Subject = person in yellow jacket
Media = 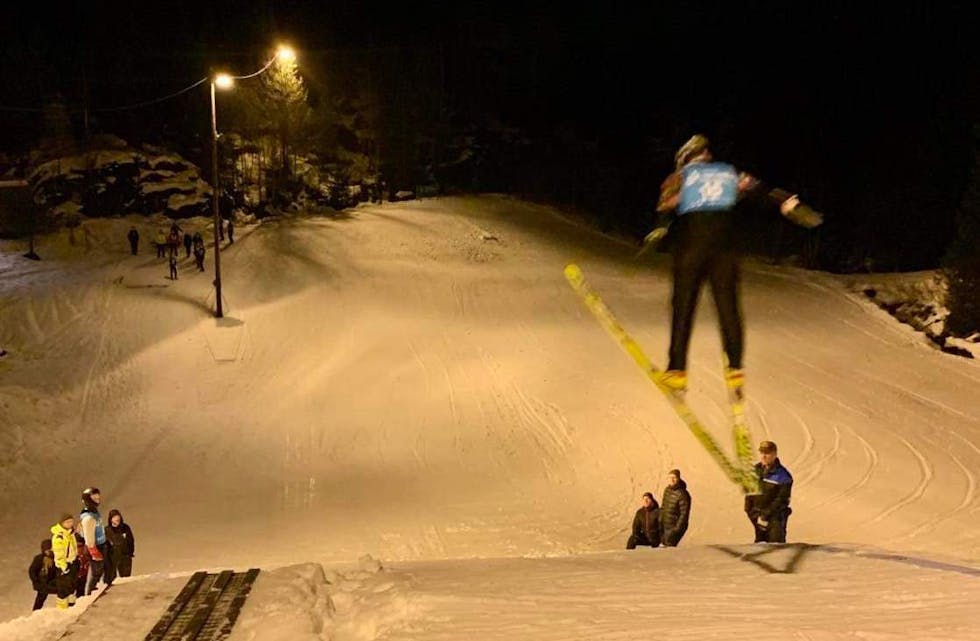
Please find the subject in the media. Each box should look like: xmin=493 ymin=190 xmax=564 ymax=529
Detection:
xmin=50 ymin=513 xmax=79 ymax=609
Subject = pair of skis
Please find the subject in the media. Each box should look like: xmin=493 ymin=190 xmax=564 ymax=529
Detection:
xmin=563 ymin=263 xmax=758 ymax=494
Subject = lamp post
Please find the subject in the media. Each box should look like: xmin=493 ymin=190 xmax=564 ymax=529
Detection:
xmin=208 ymin=46 xmax=296 ymax=319
xmin=210 ymin=72 xmax=234 ymax=318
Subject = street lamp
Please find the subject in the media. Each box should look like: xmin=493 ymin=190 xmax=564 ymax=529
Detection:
xmin=208 ymin=46 xmax=297 ymax=319
xmin=210 ymin=72 xmax=234 ymax=318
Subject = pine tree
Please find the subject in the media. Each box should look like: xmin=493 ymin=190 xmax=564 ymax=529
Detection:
xmin=257 ymin=55 xmax=310 ymax=177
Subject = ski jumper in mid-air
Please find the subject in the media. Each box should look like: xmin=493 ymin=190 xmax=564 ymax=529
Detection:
xmin=648 ymin=134 xmax=822 ymax=397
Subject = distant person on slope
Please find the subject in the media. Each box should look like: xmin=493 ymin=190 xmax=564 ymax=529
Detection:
xmin=226 ymin=218 xmax=235 ymax=244
xmin=50 ymin=513 xmax=78 ymax=609
xmin=659 ymin=469 xmax=691 ymax=546
xmin=646 ymin=134 xmax=822 ymax=396
xmin=627 ymin=492 xmax=662 ymax=549
xmin=28 ymin=538 xmax=58 ymax=610
xmin=79 ymin=487 xmax=107 ymax=595
xmin=127 ymin=227 xmax=140 ymax=255
xmin=155 ymin=230 xmax=167 ymax=258
xmin=169 ymin=253 xmax=179 ymax=281
xmin=193 ymin=234 xmax=206 ymax=271
xmin=183 ymin=229 xmax=193 ymax=257
xmin=745 ymin=441 xmax=793 ymax=543
xmin=104 ymin=509 xmax=135 ymax=583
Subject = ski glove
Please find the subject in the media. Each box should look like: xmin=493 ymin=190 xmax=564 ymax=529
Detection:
xmin=644 ymin=227 xmax=668 ymax=246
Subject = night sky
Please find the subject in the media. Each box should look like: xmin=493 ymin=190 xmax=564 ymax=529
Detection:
xmin=2 ymin=2 xmax=977 ymax=270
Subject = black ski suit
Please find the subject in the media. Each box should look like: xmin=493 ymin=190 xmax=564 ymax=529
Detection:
xmin=656 ymin=165 xmax=753 ymax=371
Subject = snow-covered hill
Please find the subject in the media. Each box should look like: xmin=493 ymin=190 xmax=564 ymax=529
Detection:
xmin=1 ymin=196 xmax=978 ymax=637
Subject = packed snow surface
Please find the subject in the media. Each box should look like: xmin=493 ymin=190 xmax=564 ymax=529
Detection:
xmin=1 ymin=196 xmax=978 ymax=638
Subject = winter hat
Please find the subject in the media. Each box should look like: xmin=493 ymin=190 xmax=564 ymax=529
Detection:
xmin=82 ymin=487 xmax=102 ymax=510
xmin=674 ymin=134 xmax=710 ymax=170
xmin=758 ymin=441 xmax=778 ymax=454
xmin=642 ymin=492 xmax=654 ymax=501
xmin=668 ymin=469 xmax=682 ymax=479
xmin=41 ymin=539 xmax=53 ymax=552
xmin=59 ymin=512 xmax=74 ymax=525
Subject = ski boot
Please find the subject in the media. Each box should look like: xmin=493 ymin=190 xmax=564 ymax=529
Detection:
xmin=657 ymin=369 xmax=688 ymax=396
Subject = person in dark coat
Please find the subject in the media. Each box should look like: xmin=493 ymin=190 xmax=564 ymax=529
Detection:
xmin=183 ymin=230 xmax=193 ymax=257
xmin=627 ymin=492 xmax=662 ymax=549
xmin=659 ymin=469 xmax=692 ymax=546
xmin=169 ymin=253 xmax=178 ymax=280
xmin=193 ymin=234 xmax=206 ymax=271
xmin=127 ymin=227 xmax=140 ymax=255
xmin=29 ymin=539 xmax=58 ymax=610
xmin=226 ymin=218 xmax=234 ymax=244
xmin=104 ymin=509 xmax=135 ymax=584
xmin=745 ymin=440 xmax=793 ymax=543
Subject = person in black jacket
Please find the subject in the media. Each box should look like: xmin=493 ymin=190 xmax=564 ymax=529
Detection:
xmin=659 ymin=469 xmax=692 ymax=546
xmin=127 ymin=227 xmax=140 ymax=255
xmin=627 ymin=492 xmax=662 ymax=549
xmin=104 ymin=509 xmax=135 ymax=584
xmin=745 ymin=440 xmax=793 ymax=543
xmin=28 ymin=539 xmax=58 ymax=610
xmin=183 ymin=230 xmax=193 ymax=257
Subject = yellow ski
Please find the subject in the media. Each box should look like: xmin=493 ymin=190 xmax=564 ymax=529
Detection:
xmin=564 ymin=263 xmax=757 ymax=493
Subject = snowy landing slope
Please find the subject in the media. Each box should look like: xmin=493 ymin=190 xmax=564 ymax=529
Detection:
xmin=4 ymin=549 xmax=979 ymax=641
xmin=1 ymin=196 xmax=978 ymax=629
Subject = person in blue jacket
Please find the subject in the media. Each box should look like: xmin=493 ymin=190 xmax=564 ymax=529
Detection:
xmin=744 ymin=440 xmax=794 ymax=543
xmin=79 ymin=487 xmax=107 ymax=594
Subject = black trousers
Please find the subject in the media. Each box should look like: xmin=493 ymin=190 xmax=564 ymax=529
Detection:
xmin=626 ymin=533 xmax=659 ymax=549
xmin=33 ymin=582 xmax=57 ymax=610
xmin=56 ymin=562 xmax=77 ymax=600
xmin=668 ymin=212 xmax=743 ymax=371
xmin=105 ymin=550 xmax=132 ymax=584
xmin=662 ymin=525 xmax=688 ymax=547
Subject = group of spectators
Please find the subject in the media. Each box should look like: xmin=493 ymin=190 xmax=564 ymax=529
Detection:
xmin=627 ymin=441 xmax=793 ymax=549
xmin=127 ymin=218 xmax=236 ymax=278
xmin=28 ymin=487 xmax=135 ymax=611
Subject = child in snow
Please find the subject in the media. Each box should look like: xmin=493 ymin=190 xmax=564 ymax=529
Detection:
xmin=28 ymin=539 xmax=58 ymax=610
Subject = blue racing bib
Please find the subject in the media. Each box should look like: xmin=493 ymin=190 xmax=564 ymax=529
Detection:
xmin=678 ymin=162 xmax=738 ymax=214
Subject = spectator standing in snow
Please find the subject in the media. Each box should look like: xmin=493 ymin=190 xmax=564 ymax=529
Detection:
xmin=28 ymin=539 xmax=58 ymax=610
xmin=73 ymin=532 xmax=89 ymax=598
xmin=155 ymin=230 xmax=167 ymax=258
xmin=745 ymin=441 xmax=793 ymax=543
xmin=627 ymin=492 xmax=662 ymax=549
xmin=226 ymin=218 xmax=234 ymax=244
xmin=127 ymin=227 xmax=139 ymax=255
xmin=169 ymin=253 xmax=178 ymax=280
xmin=50 ymin=513 xmax=78 ymax=609
xmin=183 ymin=230 xmax=193 ymax=257
xmin=193 ymin=234 xmax=206 ymax=271
xmin=659 ymin=469 xmax=691 ymax=547
xmin=79 ymin=487 xmax=107 ymax=595
xmin=104 ymin=509 xmax=135 ymax=583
